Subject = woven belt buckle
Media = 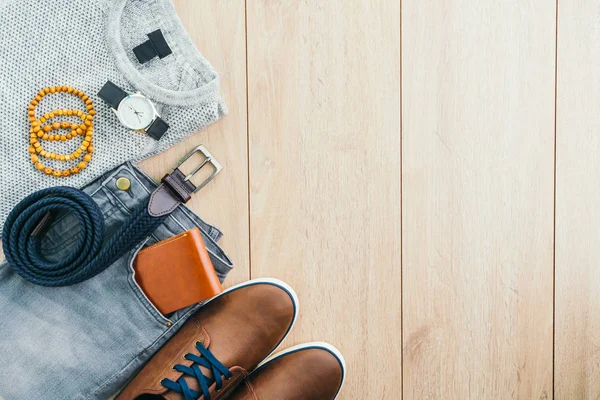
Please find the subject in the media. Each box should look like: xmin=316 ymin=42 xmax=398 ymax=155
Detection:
xmin=172 ymin=145 xmax=223 ymax=193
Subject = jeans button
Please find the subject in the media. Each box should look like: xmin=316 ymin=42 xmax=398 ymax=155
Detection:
xmin=115 ymin=177 xmax=131 ymax=191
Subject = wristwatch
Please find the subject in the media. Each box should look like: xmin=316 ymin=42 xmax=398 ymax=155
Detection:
xmin=98 ymin=81 xmax=169 ymax=140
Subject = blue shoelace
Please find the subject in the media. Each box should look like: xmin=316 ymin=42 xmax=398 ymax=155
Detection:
xmin=161 ymin=341 xmax=232 ymax=400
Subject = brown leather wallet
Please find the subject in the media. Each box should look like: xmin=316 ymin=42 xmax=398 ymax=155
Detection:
xmin=133 ymin=228 xmax=223 ymax=315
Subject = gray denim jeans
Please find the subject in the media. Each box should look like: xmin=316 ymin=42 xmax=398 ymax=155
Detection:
xmin=0 ymin=162 xmax=233 ymax=400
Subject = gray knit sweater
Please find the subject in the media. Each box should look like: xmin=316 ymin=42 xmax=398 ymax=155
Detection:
xmin=0 ymin=0 xmax=226 ymax=230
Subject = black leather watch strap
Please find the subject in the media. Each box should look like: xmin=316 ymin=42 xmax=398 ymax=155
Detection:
xmin=146 ymin=117 xmax=169 ymax=141
xmin=98 ymin=81 xmax=128 ymax=109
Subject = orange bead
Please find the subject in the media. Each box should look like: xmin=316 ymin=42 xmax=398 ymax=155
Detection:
xmin=61 ymin=122 xmax=70 ymax=129
xmin=66 ymin=134 xmax=72 ymax=140
xmin=31 ymin=155 xmax=39 ymax=163
xmin=50 ymin=87 xmax=56 ymax=94
xmin=67 ymin=87 xmax=74 ymax=93
xmin=78 ymin=161 xmax=87 ymax=169
xmin=88 ymin=110 xmax=96 ymax=116
xmin=60 ymin=136 xmax=67 ymax=142
xmin=52 ymin=122 xmax=60 ymax=130
xmin=42 ymin=134 xmax=49 ymax=140
xmin=82 ymin=95 xmax=89 ymax=101
xmin=53 ymin=170 xmax=62 ymax=178
xmin=76 ymin=128 xmax=83 ymax=135
xmin=87 ymin=145 xmax=94 ymax=153
xmin=84 ymin=136 xmax=92 ymax=142
xmin=83 ymin=154 xmax=92 ymax=162
xmin=35 ymin=147 xmax=42 ymax=153
xmin=36 ymin=162 xmax=44 ymax=170
xmin=43 ymin=125 xmax=51 ymax=133
xmin=71 ymin=167 xmax=79 ymax=174
xmin=62 ymin=170 xmax=71 ymax=177
xmin=44 ymin=168 xmax=52 ymax=175
xmin=57 ymin=110 xmax=64 ymax=116
xmin=28 ymin=146 xmax=35 ymax=154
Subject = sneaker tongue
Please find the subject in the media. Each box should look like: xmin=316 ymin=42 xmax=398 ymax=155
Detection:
xmin=163 ymin=393 xmax=185 ymax=400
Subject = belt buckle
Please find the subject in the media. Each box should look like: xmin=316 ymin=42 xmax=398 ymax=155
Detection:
xmin=172 ymin=145 xmax=223 ymax=193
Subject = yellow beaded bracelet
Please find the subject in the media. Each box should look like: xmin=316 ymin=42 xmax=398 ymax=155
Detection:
xmin=27 ymin=86 xmax=95 ymax=178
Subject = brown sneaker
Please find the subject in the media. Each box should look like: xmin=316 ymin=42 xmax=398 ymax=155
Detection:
xmin=229 ymin=342 xmax=346 ymax=400
xmin=116 ymin=278 xmax=299 ymax=400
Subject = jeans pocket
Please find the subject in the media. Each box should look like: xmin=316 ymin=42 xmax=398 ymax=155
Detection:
xmin=126 ymin=240 xmax=174 ymax=326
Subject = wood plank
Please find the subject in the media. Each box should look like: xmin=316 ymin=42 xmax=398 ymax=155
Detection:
xmin=246 ymin=1 xmax=401 ymax=399
xmin=402 ymin=1 xmax=555 ymax=398
xmin=555 ymin=1 xmax=600 ymax=397
xmin=139 ymin=0 xmax=249 ymax=286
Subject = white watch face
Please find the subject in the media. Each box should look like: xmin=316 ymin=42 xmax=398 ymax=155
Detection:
xmin=117 ymin=94 xmax=156 ymax=130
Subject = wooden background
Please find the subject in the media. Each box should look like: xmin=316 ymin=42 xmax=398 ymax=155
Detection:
xmin=139 ymin=0 xmax=600 ymax=399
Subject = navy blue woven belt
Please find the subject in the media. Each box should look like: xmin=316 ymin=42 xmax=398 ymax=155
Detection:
xmin=2 ymin=146 xmax=221 ymax=287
